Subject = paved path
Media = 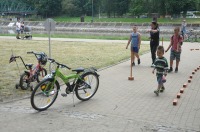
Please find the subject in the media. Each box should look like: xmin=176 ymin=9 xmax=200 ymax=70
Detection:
xmin=0 ymin=39 xmax=200 ymax=132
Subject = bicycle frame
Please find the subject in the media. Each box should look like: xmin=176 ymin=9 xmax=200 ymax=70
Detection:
xmin=27 ymin=62 xmax=45 ymax=80
xmin=55 ymin=67 xmax=80 ymax=84
xmin=46 ymin=66 xmax=82 ymax=90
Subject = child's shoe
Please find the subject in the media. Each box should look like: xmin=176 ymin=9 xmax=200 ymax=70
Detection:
xmin=154 ymin=90 xmax=159 ymax=96
xmin=138 ymin=59 xmax=141 ymax=65
xmin=168 ymin=67 xmax=173 ymax=73
xmin=160 ymin=87 xmax=165 ymax=92
xmin=175 ymin=67 xmax=178 ymax=73
xmin=151 ymin=63 xmax=155 ymax=67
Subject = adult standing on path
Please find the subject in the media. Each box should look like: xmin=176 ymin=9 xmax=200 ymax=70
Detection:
xmin=181 ymin=19 xmax=187 ymax=40
xmin=147 ymin=21 xmax=160 ymax=67
xmin=16 ymin=18 xmax=21 ymax=39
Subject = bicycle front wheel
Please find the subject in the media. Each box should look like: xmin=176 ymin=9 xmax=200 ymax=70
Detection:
xmin=31 ymin=79 xmax=59 ymax=111
xmin=36 ymin=68 xmax=47 ymax=83
xmin=75 ymin=72 xmax=99 ymax=101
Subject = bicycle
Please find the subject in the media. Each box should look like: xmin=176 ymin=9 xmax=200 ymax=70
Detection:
xmin=9 ymin=51 xmax=48 ymax=90
xmin=184 ymin=29 xmax=199 ymax=42
xmin=30 ymin=58 xmax=99 ymax=111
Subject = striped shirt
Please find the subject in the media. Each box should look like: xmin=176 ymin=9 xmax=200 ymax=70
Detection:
xmin=154 ymin=57 xmax=168 ymax=74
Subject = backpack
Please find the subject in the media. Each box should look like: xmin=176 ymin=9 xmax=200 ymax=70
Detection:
xmin=171 ymin=34 xmax=183 ymax=46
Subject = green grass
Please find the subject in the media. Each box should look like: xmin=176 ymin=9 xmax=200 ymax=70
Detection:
xmin=0 ymin=39 xmax=150 ymax=102
xmin=53 ymin=16 xmax=200 ymax=24
xmin=0 ymin=33 xmax=153 ymax=41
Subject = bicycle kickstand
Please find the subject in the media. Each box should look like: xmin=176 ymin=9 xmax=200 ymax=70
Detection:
xmin=72 ymin=89 xmax=75 ymax=107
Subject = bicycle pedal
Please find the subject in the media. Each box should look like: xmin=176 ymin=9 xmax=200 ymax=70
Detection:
xmin=61 ymin=93 xmax=67 ymax=97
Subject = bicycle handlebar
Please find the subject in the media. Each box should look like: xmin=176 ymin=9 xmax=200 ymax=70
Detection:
xmin=48 ymin=58 xmax=71 ymax=70
xmin=27 ymin=51 xmax=34 ymax=54
xmin=27 ymin=51 xmax=43 ymax=56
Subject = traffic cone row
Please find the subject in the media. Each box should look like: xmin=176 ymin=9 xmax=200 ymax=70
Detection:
xmin=173 ymin=66 xmax=200 ymax=106
xmin=190 ymin=49 xmax=200 ymax=51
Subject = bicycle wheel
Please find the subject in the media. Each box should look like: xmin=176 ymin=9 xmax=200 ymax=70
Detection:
xmin=31 ymin=78 xmax=59 ymax=111
xmin=36 ymin=68 xmax=47 ymax=83
xmin=75 ymin=72 xmax=99 ymax=101
xmin=190 ymin=36 xmax=195 ymax=43
xmin=19 ymin=72 xmax=30 ymax=90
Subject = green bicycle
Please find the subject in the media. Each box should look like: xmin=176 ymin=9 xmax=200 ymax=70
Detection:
xmin=30 ymin=58 xmax=99 ymax=111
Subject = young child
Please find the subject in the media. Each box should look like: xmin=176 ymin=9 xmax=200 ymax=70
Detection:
xmin=126 ymin=26 xmax=141 ymax=66
xmin=152 ymin=46 xmax=168 ymax=96
xmin=165 ymin=27 xmax=183 ymax=73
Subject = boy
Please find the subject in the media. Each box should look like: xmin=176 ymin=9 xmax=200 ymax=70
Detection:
xmin=165 ymin=27 xmax=183 ymax=73
xmin=152 ymin=46 xmax=168 ymax=96
xmin=126 ymin=26 xmax=141 ymax=66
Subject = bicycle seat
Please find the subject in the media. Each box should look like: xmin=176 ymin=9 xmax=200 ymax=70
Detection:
xmin=72 ymin=67 xmax=84 ymax=73
xmin=25 ymin=64 xmax=33 ymax=69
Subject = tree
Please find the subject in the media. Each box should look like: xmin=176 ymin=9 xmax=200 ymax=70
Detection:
xmin=129 ymin=0 xmax=146 ymax=17
xmin=62 ymin=0 xmax=81 ymax=16
xmin=116 ymin=0 xmax=130 ymax=16
xmin=21 ymin=0 xmax=62 ymax=17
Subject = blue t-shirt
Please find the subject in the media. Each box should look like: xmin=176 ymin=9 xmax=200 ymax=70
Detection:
xmin=131 ymin=32 xmax=139 ymax=47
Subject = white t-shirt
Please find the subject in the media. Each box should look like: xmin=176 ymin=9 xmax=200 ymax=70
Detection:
xmin=16 ymin=21 xmax=21 ymax=30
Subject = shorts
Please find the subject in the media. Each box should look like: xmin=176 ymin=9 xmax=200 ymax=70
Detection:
xmin=170 ymin=50 xmax=181 ymax=61
xmin=157 ymin=74 xmax=164 ymax=85
xmin=131 ymin=47 xmax=139 ymax=53
xmin=16 ymin=29 xmax=20 ymax=34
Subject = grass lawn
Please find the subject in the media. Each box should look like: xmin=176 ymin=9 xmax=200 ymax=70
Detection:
xmin=0 ymin=39 xmax=149 ymax=102
xmin=0 ymin=33 xmax=152 ymax=41
xmin=53 ymin=16 xmax=200 ymax=24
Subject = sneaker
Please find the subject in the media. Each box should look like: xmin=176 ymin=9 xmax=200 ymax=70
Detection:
xmin=160 ymin=87 xmax=165 ymax=93
xmin=154 ymin=90 xmax=159 ymax=96
xmin=132 ymin=62 xmax=135 ymax=66
xmin=151 ymin=63 xmax=155 ymax=67
xmin=138 ymin=59 xmax=141 ymax=65
xmin=168 ymin=67 xmax=173 ymax=73
xmin=175 ymin=67 xmax=178 ymax=73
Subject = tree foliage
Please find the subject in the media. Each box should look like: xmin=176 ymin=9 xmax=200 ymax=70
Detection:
xmin=15 ymin=0 xmax=200 ymax=18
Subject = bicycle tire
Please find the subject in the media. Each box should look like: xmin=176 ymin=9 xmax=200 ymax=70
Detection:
xmin=36 ymin=68 xmax=47 ymax=83
xmin=19 ymin=72 xmax=30 ymax=90
xmin=75 ymin=72 xmax=99 ymax=101
xmin=31 ymin=78 xmax=59 ymax=111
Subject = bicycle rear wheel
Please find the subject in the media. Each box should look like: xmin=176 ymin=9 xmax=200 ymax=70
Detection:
xmin=20 ymin=72 xmax=30 ymax=90
xmin=31 ymin=78 xmax=59 ymax=111
xmin=36 ymin=68 xmax=47 ymax=83
xmin=75 ymin=72 xmax=99 ymax=101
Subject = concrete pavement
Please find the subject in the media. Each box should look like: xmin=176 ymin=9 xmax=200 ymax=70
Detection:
xmin=0 ymin=40 xmax=200 ymax=132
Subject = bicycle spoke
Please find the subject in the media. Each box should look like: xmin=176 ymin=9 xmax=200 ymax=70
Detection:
xmin=31 ymin=79 xmax=58 ymax=111
xmin=75 ymin=73 xmax=99 ymax=101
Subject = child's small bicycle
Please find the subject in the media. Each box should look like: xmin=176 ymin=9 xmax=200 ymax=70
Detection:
xmin=30 ymin=58 xmax=99 ymax=111
xmin=9 ymin=51 xmax=48 ymax=90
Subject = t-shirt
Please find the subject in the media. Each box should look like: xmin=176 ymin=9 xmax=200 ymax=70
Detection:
xmin=181 ymin=22 xmax=187 ymax=32
xmin=171 ymin=35 xmax=183 ymax=52
xmin=16 ymin=22 xmax=21 ymax=30
xmin=150 ymin=28 xmax=160 ymax=41
xmin=154 ymin=57 xmax=168 ymax=75
xmin=131 ymin=32 xmax=140 ymax=47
